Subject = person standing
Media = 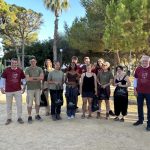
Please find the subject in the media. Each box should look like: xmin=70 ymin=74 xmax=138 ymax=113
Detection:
xmin=133 ymin=55 xmax=150 ymax=131
xmin=25 ymin=57 xmax=44 ymax=123
xmin=48 ymin=61 xmax=64 ymax=121
xmin=81 ymin=56 xmax=90 ymax=73
xmin=97 ymin=62 xmax=114 ymax=119
xmin=0 ymin=58 xmax=26 ymax=125
xmin=80 ymin=64 xmax=97 ymax=118
xmin=65 ymin=63 xmax=80 ymax=119
xmin=113 ymin=66 xmax=131 ymax=122
xmin=43 ymin=59 xmax=54 ymax=116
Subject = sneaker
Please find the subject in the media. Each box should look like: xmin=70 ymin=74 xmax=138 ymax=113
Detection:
xmin=17 ymin=118 xmax=24 ymax=124
xmin=106 ymin=113 xmax=109 ymax=120
xmin=133 ymin=120 xmax=143 ymax=126
xmin=114 ymin=117 xmax=119 ymax=121
xmin=71 ymin=115 xmax=75 ymax=119
xmin=5 ymin=119 xmax=12 ymax=125
xmin=52 ymin=115 xmax=57 ymax=121
xmin=28 ymin=116 xmax=32 ymax=124
xmin=35 ymin=115 xmax=43 ymax=121
xmin=96 ymin=112 xmax=100 ymax=119
xmin=68 ymin=117 xmax=71 ymax=120
xmin=109 ymin=110 xmax=115 ymax=116
xmin=146 ymin=126 xmax=150 ymax=131
xmin=120 ymin=118 xmax=124 ymax=122
xmin=56 ymin=114 xmax=62 ymax=120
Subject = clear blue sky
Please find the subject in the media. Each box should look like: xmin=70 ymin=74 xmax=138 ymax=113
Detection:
xmin=5 ymin=0 xmax=85 ymax=41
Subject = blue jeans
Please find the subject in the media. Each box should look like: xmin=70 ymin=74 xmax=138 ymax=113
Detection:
xmin=137 ymin=93 xmax=150 ymax=126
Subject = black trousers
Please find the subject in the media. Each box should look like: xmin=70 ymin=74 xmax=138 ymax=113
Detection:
xmin=114 ymin=95 xmax=128 ymax=116
xmin=50 ymin=89 xmax=63 ymax=115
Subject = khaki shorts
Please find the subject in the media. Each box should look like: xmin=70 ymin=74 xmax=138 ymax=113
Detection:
xmin=26 ymin=89 xmax=41 ymax=107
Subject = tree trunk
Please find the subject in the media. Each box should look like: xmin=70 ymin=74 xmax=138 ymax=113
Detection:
xmin=53 ymin=11 xmax=59 ymax=62
xmin=114 ymin=50 xmax=120 ymax=66
xmin=21 ymin=39 xmax=25 ymax=70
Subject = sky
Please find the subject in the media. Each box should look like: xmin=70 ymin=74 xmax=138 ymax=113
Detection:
xmin=5 ymin=0 xmax=86 ymax=41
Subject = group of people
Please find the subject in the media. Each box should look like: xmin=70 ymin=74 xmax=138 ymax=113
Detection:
xmin=0 ymin=54 xmax=150 ymax=131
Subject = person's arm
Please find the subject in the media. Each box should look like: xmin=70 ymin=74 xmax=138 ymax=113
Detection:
xmin=119 ymin=76 xmax=131 ymax=88
xmin=0 ymin=77 xmax=6 ymax=94
xmin=97 ymin=72 xmax=101 ymax=85
xmin=80 ymin=73 xmax=84 ymax=95
xmin=93 ymin=73 xmax=97 ymax=95
xmin=133 ymin=78 xmax=138 ymax=96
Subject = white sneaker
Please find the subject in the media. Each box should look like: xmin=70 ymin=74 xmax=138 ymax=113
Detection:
xmin=68 ymin=117 xmax=71 ymax=120
xmin=71 ymin=115 xmax=75 ymax=119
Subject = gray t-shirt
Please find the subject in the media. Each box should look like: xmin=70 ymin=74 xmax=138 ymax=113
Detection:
xmin=48 ymin=70 xmax=64 ymax=90
xmin=25 ymin=66 xmax=43 ymax=90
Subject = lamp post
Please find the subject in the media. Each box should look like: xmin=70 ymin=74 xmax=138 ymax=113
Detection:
xmin=60 ymin=49 xmax=63 ymax=65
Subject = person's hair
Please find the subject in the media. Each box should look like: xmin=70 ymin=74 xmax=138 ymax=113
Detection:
xmin=11 ymin=58 xmax=18 ymax=61
xmin=44 ymin=59 xmax=52 ymax=69
xmin=29 ymin=56 xmax=36 ymax=61
xmin=71 ymin=56 xmax=78 ymax=61
xmin=116 ymin=65 xmax=124 ymax=72
xmin=140 ymin=55 xmax=150 ymax=62
xmin=96 ymin=58 xmax=104 ymax=67
xmin=68 ymin=63 xmax=77 ymax=71
xmin=84 ymin=56 xmax=90 ymax=61
xmin=54 ymin=60 xmax=60 ymax=65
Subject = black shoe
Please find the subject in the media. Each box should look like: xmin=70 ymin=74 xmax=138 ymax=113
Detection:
xmin=52 ymin=115 xmax=57 ymax=121
xmin=114 ymin=117 xmax=119 ymax=121
xmin=28 ymin=116 xmax=32 ymax=124
xmin=109 ymin=110 xmax=115 ymax=116
xmin=5 ymin=119 xmax=12 ymax=125
xmin=35 ymin=115 xmax=43 ymax=121
xmin=56 ymin=114 xmax=62 ymax=120
xmin=133 ymin=120 xmax=143 ymax=126
xmin=17 ymin=118 xmax=24 ymax=124
xmin=146 ymin=126 xmax=150 ymax=131
xmin=120 ymin=118 xmax=124 ymax=122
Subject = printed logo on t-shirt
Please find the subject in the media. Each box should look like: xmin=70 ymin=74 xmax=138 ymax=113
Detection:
xmin=11 ymin=73 xmax=19 ymax=83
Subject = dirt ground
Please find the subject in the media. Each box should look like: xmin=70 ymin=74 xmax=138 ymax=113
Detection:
xmin=0 ymin=93 xmax=150 ymax=150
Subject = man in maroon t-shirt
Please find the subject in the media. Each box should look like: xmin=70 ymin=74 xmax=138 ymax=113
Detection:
xmin=0 ymin=58 xmax=26 ymax=125
xmin=133 ymin=55 xmax=150 ymax=131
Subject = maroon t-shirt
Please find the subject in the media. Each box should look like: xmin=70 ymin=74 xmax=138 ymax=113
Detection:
xmin=2 ymin=67 xmax=25 ymax=92
xmin=134 ymin=66 xmax=150 ymax=94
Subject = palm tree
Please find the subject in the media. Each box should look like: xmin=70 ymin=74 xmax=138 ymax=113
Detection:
xmin=43 ymin=0 xmax=69 ymax=61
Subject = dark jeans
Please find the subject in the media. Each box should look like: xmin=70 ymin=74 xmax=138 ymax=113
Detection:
xmin=65 ymin=86 xmax=78 ymax=117
xmin=50 ymin=89 xmax=63 ymax=115
xmin=137 ymin=93 xmax=150 ymax=126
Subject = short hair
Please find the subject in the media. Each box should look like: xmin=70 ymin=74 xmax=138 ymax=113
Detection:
xmin=140 ymin=55 xmax=150 ymax=62
xmin=11 ymin=58 xmax=18 ymax=61
xmin=29 ymin=56 xmax=36 ymax=61
xmin=71 ymin=56 xmax=78 ymax=60
xmin=116 ymin=65 xmax=123 ymax=72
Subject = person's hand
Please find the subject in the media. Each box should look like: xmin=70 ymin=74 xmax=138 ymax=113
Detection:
xmin=1 ymin=88 xmax=5 ymax=94
xmin=21 ymin=87 xmax=26 ymax=94
xmin=102 ymin=85 xmax=106 ymax=89
xmin=134 ymin=89 xmax=138 ymax=97
xmin=117 ymin=82 xmax=122 ymax=87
